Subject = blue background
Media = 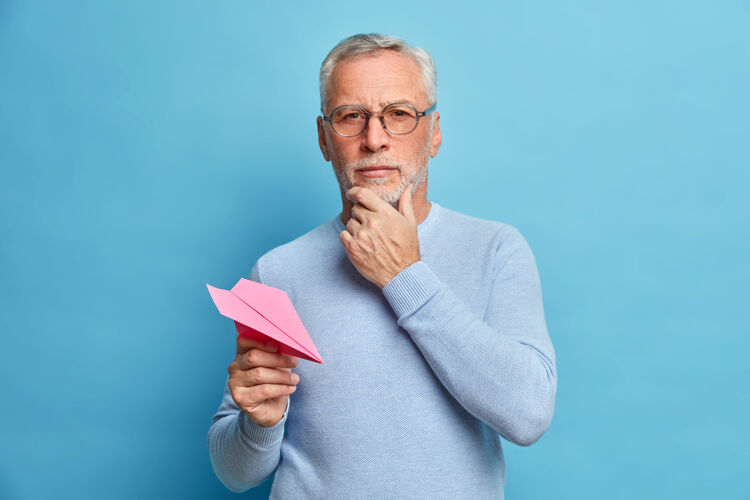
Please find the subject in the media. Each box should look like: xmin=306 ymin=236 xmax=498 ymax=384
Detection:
xmin=1 ymin=1 xmax=748 ymax=498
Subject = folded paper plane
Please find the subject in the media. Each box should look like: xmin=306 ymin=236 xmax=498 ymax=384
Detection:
xmin=206 ymin=278 xmax=323 ymax=364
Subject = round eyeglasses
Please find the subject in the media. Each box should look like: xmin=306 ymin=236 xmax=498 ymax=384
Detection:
xmin=322 ymin=102 xmax=437 ymax=137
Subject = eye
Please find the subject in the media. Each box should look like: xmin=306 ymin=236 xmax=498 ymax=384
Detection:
xmin=333 ymin=108 xmax=365 ymax=123
xmin=385 ymin=106 xmax=415 ymax=122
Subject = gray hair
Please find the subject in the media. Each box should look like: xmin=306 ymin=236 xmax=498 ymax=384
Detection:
xmin=319 ymin=33 xmax=437 ymax=112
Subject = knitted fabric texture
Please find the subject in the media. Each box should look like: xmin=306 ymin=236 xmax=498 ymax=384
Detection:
xmin=207 ymin=203 xmax=557 ymax=499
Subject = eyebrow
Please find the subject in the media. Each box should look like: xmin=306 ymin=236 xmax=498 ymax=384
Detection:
xmin=378 ymin=99 xmax=414 ymax=108
xmin=338 ymin=99 xmax=416 ymax=109
xmin=324 ymin=99 xmax=417 ymax=115
xmin=348 ymin=100 xmax=417 ymax=112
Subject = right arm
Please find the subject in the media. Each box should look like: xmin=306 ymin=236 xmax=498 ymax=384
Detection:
xmin=206 ymin=263 xmax=300 ymax=492
xmin=206 ymin=374 xmax=292 ymax=492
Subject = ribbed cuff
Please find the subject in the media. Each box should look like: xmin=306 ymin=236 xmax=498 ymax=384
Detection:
xmin=382 ymin=261 xmax=441 ymax=319
xmin=237 ymin=398 xmax=289 ymax=448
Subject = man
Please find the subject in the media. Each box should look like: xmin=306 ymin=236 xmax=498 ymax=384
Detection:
xmin=207 ymin=33 xmax=557 ymax=499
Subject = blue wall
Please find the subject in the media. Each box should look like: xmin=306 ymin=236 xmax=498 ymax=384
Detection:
xmin=1 ymin=1 xmax=748 ymax=498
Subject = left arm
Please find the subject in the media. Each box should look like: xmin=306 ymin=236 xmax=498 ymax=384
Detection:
xmin=340 ymin=186 xmax=556 ymax=445
xmin=382 ymin=228 xmax=556 ymax=446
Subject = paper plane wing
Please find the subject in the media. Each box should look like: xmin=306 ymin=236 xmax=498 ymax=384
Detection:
xmin=206 ymin=280 xmax=323 ymax=364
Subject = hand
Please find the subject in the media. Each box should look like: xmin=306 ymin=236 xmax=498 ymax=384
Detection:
xmin=339 ymin=183 xmax=420 ymax=289
xmin=227 ymin=336 xmax=300 ymax=427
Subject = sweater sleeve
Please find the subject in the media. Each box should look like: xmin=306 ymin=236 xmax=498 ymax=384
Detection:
xmin=206 ymin=261 xmax=290 ymax=492
xmin=381 ymin=226 xmax=557 ymax=446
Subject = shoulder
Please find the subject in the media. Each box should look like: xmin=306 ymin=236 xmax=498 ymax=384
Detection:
xmin=265 ymin=219 xmax=336 ymax=259
xmin=434 ymin=203 xmax=524 ymax=247
xmin=437 ymin=204 xmax=510 ymax=231
xmin=253 ymin=217 xmax=340 ymax=285
xmin=433 ymin=204 xmax=535 ymax=272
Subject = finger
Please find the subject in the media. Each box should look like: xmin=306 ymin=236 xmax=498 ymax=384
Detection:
xmin=238 ymin=366 xmax=300 ymax=387
xmin=238 ymin=347 xmax=299 ymax=371
xmin=237 ymin=334 xmax=279 ymax=355
xmin=398 ymin=182 xmax=416 ymax=223
xmin=251 ymin=384 xmax=297 ymax=403
xmin=340 ymin=229 xmax=353 ymax=247
xmin=347 ymin=186 xmax=393 ymax=214
xmin=346 ymin=217 xmax=362 ymax=235
xmin=234 ymin=383 xmax=297 ymax=406
xmin=350 ymin=204 xmax=369 ymax=224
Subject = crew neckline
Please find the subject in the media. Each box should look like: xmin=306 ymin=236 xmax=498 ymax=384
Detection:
xmin=332 ymin=201 xmax=441 ymax=237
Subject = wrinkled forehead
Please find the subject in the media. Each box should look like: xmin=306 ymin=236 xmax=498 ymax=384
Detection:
xmin=326 ymin=51 xmax=428 ymax=111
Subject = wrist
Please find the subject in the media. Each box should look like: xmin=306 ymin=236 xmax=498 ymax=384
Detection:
xmin=379 ymin=258 xmax=421 ymax=289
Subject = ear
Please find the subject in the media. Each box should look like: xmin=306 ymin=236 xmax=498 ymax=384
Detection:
xmin=429 ymin=112 xmax=442 ymax=158
xmin=317 ymin=116 xmax=331 ymax=162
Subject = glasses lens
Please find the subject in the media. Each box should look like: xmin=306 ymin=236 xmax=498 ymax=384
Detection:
xmin=332 ymin=106 xmax=367 ymax=136
xmin=383 ymin=104 xmax=418 ymax=134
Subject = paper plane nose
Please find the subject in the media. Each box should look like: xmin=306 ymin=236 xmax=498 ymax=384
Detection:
xmin=206 ymin=281 xmax=323 ymax=364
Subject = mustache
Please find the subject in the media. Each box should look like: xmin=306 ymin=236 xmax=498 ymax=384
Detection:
xmin=345 ymin=153 xmax=402 ymax=171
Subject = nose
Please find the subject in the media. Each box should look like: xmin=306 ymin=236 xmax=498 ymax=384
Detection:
xmin=361 ymin=115 xmax=390 ymax=153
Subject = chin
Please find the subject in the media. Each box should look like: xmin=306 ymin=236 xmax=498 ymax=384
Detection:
xmin=336 ymin=167 xmax=403 ymax=203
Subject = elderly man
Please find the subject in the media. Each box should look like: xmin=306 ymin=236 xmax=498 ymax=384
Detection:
xmin=207 ymin=33 xmax=557 ymax=499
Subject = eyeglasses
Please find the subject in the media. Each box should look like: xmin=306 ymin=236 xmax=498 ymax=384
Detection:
xmin=321 ymin=102 xmax=437 ymax=137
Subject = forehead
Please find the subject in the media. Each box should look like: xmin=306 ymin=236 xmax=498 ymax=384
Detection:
xmin=327 ymin=51 xmax=426 ymax=110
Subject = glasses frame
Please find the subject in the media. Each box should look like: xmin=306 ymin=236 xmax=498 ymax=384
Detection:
xmin=321 ymin=102 xmax=437 ymax=137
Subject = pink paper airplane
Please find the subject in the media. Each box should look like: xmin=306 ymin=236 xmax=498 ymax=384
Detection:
xmin=206 ymin=278 xmax=323 ymax=364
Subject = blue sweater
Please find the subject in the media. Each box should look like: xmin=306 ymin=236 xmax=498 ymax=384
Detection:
xmin=207 ymin=202 xmax=557 ymax=499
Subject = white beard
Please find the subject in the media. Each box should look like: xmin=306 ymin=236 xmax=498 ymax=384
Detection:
xmin=332 ymin=143 xmax=431 ymax=208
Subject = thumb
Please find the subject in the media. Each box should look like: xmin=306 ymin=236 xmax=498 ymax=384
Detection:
xmin=399 ymin=182 xmax=416 ymax=223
